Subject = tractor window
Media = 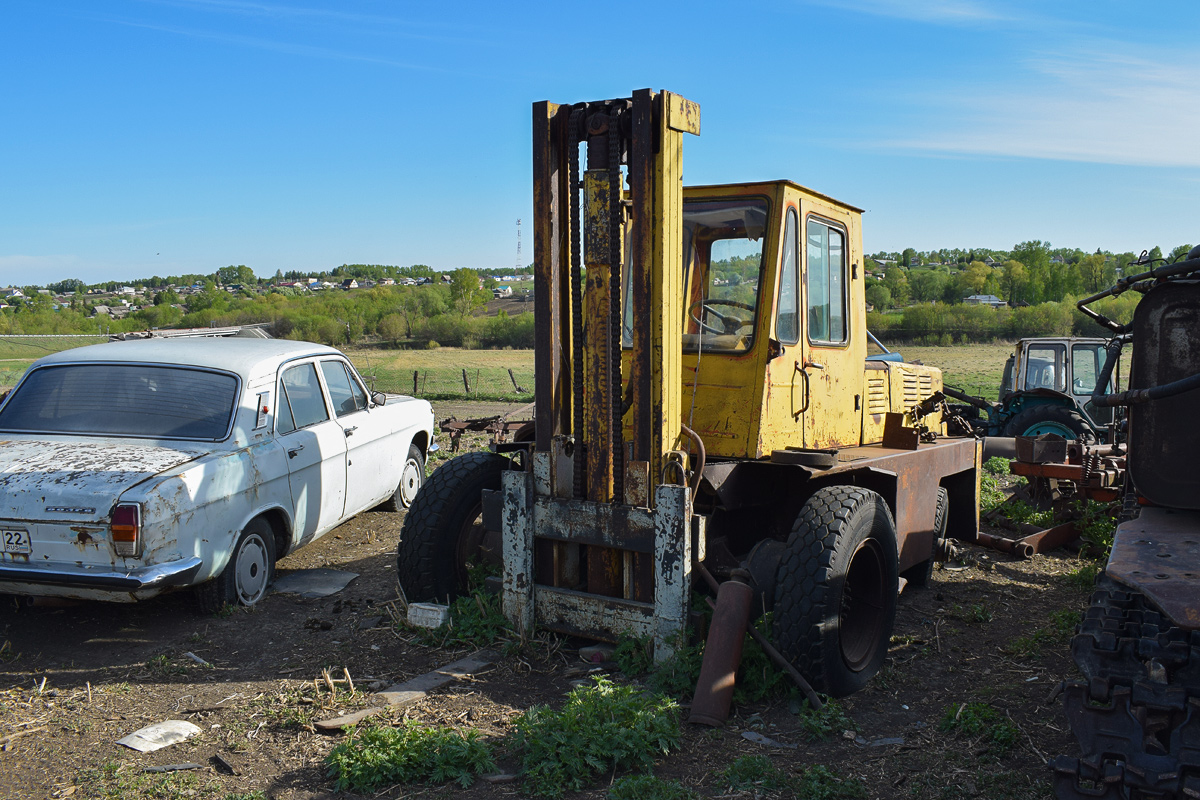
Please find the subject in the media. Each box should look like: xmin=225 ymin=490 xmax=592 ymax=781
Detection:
xmin=679 ymin=198 xmax=769 ymax=353
xmin=775 ymin=208 xmax=800 ymax=344
xmin=1023 ymin=344 xmax=1066 ymax=392
xmin=1072 ymin=343 xmax=1111 ymax=396
xmin=806 ymin=218 xmax=848 ymax=344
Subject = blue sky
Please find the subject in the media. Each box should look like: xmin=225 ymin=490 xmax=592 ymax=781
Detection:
xmin=2 ymin=0 xmax=1197 ymax=285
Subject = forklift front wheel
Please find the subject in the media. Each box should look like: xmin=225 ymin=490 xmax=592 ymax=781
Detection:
xmin=396 ymin=451 xmax=507 ymax=603
xmin=772 ymin=486 xmax=899 ymax=698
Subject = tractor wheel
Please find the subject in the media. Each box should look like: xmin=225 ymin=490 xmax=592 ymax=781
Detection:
xmin=772 ymin=486 xmax=899 ymax=698
xmin=396 ymin=451 xmax=507 ymax=603
xmin=899 ymin=487 xmax=949 ymax=588
xmin=195 ymin=517 xmax=277 ymax=613
xmin=1003 ymin=405 xmax=1090 ymax=439
xmin=379 ymin=443 xmax=425 ymax=512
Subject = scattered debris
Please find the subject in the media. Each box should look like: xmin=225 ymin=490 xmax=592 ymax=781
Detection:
xmin=314 ymin=650 xmax=499 ymax=731
xmin=740 ymin=731 xmax=797 ymax=749
xmin=0 ymin=726 xmax=46 ymax=751
xmin=142 ymin=763 xmax=202 ymax=774
xmin=183 ymin=652 xmax=211 ymax=667
xmin=272 ymin=569 xmax=359 ymax=599
xmin=211 ymin=753 xmax=241 ymax=775
xmin=579 ymin=644 xmax=615 ymax=663
xmin=117 ymin=720 xmax=202 ymax=753
xmin=406 ymin=602 xmax=450 ymax=629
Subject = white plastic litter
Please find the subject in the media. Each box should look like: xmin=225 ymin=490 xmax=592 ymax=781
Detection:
xmin=407 ymin=603 xmax=450 ymax=629
xmin=117 ymin=720 xmax=202 ymax=753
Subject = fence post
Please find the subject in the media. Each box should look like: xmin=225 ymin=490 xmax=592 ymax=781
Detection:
xmin=413 ymin=370 xmax=418 ymax=395
xmin=462 ymin=369 xmax=470 ymax=395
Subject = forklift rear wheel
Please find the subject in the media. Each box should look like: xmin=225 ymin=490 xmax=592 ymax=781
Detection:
xmin=899 ymin=487 xmax=949 ymax=588
xmin=1003 ymin=405 xmax=1090 ymax=439
xmin=772 ymin=486 xmax=899 ymax=697
xmin=396 ymin=451 xmax=507 ymax=603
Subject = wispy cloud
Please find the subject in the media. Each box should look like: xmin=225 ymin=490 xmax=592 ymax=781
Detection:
xmin=113 ymin=19 xmax=459 ymax=74
xmin=805 ymin=0 xmax=1016 ymax=25
xmin=882 ymin=47 xmax=1200 ymax=167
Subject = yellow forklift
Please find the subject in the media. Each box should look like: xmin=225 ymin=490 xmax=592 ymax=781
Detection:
xmin=398 ymin=89 xmax=981 ymax=697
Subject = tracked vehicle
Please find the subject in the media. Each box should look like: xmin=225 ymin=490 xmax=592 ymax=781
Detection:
xmin=1053 ymin=245 xmax=1200 ymax=798
xmin=399 ymin=90 xmax=981 ymax=697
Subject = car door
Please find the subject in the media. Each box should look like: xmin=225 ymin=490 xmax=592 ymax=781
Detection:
xmin=318 ymin=359 xmax=400 ymax=517
xmin=276 ymin=361 xmax=347 ymax=544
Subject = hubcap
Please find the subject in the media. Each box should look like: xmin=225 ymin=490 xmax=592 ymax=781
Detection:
xmin=399 ymin=457 xmax=423 ymax=507
xmin=1023 ymin=421 xmax=1077 ymax=439
xmin=840 ymin=538 xmax=886 ymax=671
xmin=235 ymin=534 xmax=269 ymax=605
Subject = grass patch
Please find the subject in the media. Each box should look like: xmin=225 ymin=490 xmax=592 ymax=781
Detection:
xmin=325 ymin=721 xmax=495 ymax=792
xmin=511 ymin=677 xmax=681 ymax=798
xmin=794 ymin=698 xmax=856 ymax=742
xmin=413 ymin=587 xmax=511 ymax=649
xmin=1063 ymin=562 xmax=1101 ymax=590
xmin=723 ymin=755 xmax=865 ymax=799
xmin=608 ymin=775 xmax=697 ymax=800
xmin=940 ymin=702 xmax=1019 ymax=755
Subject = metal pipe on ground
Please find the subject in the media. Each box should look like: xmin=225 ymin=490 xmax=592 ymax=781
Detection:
xmin=695 ymin=563 xmax=823 ymax=712
xmin=689 ymin=576 xmax=752 ymax=726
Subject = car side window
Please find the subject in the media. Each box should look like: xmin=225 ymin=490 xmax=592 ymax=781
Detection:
xmin=320 ymin=361 xmax=367 ymax=417
xmin=279 ymin=363 xmax=330 ymax=432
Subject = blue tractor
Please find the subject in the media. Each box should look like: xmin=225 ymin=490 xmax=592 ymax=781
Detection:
xmin=944 ymin=337 xmax=1121 ymax=442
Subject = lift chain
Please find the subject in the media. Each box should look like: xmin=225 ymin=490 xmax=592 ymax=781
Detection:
xmin=568 ymin=106 xmax=585 ymax=500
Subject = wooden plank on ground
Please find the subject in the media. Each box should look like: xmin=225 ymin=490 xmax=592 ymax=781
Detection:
xmin=314 ymin=650 xmax=498 ymax=731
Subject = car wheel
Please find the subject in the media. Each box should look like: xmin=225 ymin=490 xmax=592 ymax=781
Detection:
xmin=1003 ymin=405 xmax=1090 ymax=439
xmin=396 ymin=451 xmax=507 ymax=603
xmin=772 ymin=486 xmax=899 ymax=698
xmin=380 ymin=444 xmax=425 ymax=512
xmin=899 ymin=486 xmax=949 ymax=588
xmin=195 ymin=517 xmax=277 ymax=614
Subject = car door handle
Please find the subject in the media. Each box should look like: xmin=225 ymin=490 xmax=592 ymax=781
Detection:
xmin=287 ymin=445 xmax=304 ymax=458
xmin=344 ymin=426 xmax=358 ymax=437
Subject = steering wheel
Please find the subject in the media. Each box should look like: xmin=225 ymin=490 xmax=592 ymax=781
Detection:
xmin=688 ymin=299 xmax=755 ymax=335
xmin=1073 ymin=378 xmax=1091 ymax=394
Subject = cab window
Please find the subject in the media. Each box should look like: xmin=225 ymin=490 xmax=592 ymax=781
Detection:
xmin=1071 ymin=343 xmax=1110 ymax=395
xmin=321 ymin=360 xmax=368 ymax=417
xmin=679 ymin=198 xmax=769 ymax=353
xmin=1023 ymin=344 xmax=1066 ymax=392
xmin=806 ymin=219 xmax=847 ymax=344
xmin=775 ymin=208 xmax=800 ymax=344
xmin=278 ymin=363 xmax=330 ymax=434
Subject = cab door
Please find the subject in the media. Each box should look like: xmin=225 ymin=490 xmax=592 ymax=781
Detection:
xmin=762 ymin=204 xmax=806 ymax=449
xmin=799 ymin=212 xmax=860 ymax=449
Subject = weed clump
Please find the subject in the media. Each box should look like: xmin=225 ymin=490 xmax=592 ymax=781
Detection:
xmin=325 ymin=721 xmax=494 ymax=792
xmin=723 ymin=755 xmax=865 ymax=798
xmin=940 ymin=702 xmax=1019 ymax=754
xmin=607 ymin=774 xmax=697 ymax=800
xmin=511 ymin=677 xmax=681 ymax=798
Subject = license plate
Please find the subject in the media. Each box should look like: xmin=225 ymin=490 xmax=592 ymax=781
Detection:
xmin=2 ymin=529 xmax=31 ymax=555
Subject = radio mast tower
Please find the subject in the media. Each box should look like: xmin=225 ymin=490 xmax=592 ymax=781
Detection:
xmin=515 ymin=219 xmax=522 ymax=272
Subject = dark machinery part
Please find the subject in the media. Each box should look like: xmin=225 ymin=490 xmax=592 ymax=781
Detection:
xmin=1054 ymin=245 xmax=1200 ymax=799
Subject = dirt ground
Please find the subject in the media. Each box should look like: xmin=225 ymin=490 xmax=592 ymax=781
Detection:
xmin=0 ymin=402 xmax=1090 ymax=800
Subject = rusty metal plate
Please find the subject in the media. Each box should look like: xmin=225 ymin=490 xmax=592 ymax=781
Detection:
xmin=1107 ymin=508 xmax=1200 ymax=630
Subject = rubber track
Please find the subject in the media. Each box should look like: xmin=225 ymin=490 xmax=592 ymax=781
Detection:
xmin=773 ymin=485 xmax=890 ymax=696
xmin=1053 ymin=574 xmax=1200 ymax=798
xmin=395 ymin=451 xmax=505 ymax=603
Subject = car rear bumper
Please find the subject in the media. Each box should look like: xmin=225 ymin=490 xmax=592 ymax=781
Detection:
xmin=0 ymin=557 xmax=203 ymax=591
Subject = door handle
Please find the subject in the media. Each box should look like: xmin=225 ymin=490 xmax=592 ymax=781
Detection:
xmin=287 ymin=445 xmax=304 ymax=459
xmin=344 ymin=426 xmax=358 ymax=437
xmin=792 ymin=361 xmax=811 ymax=420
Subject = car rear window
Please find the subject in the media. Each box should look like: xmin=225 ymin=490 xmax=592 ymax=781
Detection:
xmin=0 ymin=364 xmax=239 ymax=440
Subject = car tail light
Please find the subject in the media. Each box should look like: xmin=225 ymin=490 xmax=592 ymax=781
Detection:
xmin=111 ymin=504 xmax=140 ymax=557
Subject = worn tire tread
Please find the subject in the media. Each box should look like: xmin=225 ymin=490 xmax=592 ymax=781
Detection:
xmin=396 ymin=451 xmax=506 ymax=603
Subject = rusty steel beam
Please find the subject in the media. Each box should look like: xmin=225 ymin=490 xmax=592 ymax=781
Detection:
xmin=532 ymin=102 xmax=573 ymax=453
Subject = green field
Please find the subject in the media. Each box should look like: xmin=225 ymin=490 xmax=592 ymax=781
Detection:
xmin=0 ymin=336 xmax=1013 ymax=403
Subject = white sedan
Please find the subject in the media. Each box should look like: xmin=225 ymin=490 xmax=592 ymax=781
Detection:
xmin=0 ymin=338 xmax=434 ymax=610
